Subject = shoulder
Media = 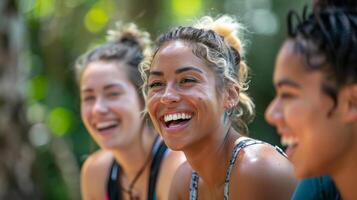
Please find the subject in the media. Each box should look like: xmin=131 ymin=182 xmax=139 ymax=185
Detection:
xmin=231 ymin=141 xmax=297 ymax=199
xmin=168 ymin=161 xmax=192 ymax=200
xmin=81 ymin=150 xmax=114 ymax=200
xmin=157 ymin=150 xmax=187 ymax=200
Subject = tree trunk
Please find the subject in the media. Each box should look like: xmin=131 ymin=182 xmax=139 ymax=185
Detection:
xmin=0 ymin=0 xmax=41 ymax=199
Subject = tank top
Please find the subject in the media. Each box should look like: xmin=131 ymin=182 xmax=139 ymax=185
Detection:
xmin=189 ymin=138 xmax=286 ymax=200
xmin=107 ymin=137 xmax=168 ymax=200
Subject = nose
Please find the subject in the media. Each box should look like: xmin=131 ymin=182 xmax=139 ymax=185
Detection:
xmin=265 ymin=98 xmax=284 ymax=127
xmin=93 ymin=97 xmax=108 ymax=114
xmin=160 ymin=84 xmax=180 ymax=104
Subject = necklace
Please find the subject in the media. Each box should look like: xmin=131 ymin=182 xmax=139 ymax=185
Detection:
xmin=119 ymin=140 xmax=155 ymax=200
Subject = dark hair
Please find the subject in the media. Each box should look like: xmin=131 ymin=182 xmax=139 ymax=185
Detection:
xmin=141 ymin=16 xmax=254 ymax=134
xmin=286 ymin=5 xmax=357 ymax=108
xmin=75 ymin=23 xmax=151 ymax=104
xmin=313 ymin=0 xmax=357 ymax=10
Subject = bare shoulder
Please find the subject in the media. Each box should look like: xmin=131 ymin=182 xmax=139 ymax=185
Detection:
xmin=157 ymin=150 xmax=187 ymax=200
xmin=81 ymin=150 xmax=114 ymax=200
xmin=168 ymin=161 xmax=192 ymax=200
xmin=231 ymin=142 xmax=297 ymax=200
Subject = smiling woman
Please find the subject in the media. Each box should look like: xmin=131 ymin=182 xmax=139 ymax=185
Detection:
xmin=265 ymin=2 xmax=357 ymax=199
xmin=74 ymin=23 xmax=185 ymax=200
xmin=140 ymin=15 xmax=297 ymax=200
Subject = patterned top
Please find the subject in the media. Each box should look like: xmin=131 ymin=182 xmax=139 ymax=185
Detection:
xmin=189 ymin=138 xmax=285 ymax=200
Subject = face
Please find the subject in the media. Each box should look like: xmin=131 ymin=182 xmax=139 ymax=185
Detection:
xmin=265 ymin=40 xmax=353 ymax=178
xmin=147 ymin=41 xmax=227 ymax=151
xmin=80 ymin=61 xmax=143 ymax=150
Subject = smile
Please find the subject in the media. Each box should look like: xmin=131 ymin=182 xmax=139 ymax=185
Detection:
xmin=162 ymin=112 xmax=192 ymax=128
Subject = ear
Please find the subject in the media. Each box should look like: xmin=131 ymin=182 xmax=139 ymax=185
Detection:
xmin=224 ymin=84 xmax=240 ymax=109
xmin=342 ymin=84 xmax=357 ymax=123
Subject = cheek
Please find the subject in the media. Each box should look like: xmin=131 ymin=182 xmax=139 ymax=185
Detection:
xmin=80 ymin=104 xmax=90 ymax=121
xmin=284 ymin=101 xmax=306 ymax=125
xmin=146 ymin=95 xmax=158 ymax=115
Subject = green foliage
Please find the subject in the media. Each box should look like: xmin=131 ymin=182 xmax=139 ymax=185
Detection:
xmin=47 ymin=107 xmax=74 ymax=136
xmin=28 ymin=75 xmax=48 ymax=101
xmin=171 ymin=0 xmax=202 ymax=18
xmin=84 ymin=0 xmax=116 ymax=33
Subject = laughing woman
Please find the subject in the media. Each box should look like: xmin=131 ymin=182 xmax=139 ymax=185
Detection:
xmin=76 ymin=23 xmax=185 ymax=200
xmin=265 ymin=2 xmax=357 ymax=200
xmin=140 ymin=15 xmax=297 ymax=199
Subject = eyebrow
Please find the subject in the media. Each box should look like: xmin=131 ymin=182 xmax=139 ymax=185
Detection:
xmin=175 ymin=66 xmax=204 ymax=74
xmin=275 ymin=79 xmax=301 ymax=88
xmin=103 ymin=83 xmax=123 ymax=90
xmin=149 ymin=66 xmax=204 ymax=77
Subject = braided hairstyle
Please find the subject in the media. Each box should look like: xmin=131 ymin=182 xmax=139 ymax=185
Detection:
xmin=286 ymin=3 xmax=357 ymax=109
xmin=141 ymin=15 xmax=254 ymax=135
xmin=75 ymin=22 xmax=152 ymax=104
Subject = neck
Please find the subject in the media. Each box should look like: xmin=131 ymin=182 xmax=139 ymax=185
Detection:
xmin=332 ymin=145 xmax=357 ymax=200
xmin=111 ymin=126 xmax=156 ymax=180
xmin=184 ymin=125 xmax=240 ymax=187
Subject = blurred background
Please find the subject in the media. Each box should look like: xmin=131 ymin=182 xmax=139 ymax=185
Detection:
xmin=1 ymin=0 xmax=309 ymax=199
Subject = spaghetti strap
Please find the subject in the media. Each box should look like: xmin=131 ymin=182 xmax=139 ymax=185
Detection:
xmin=189 ymin=138 xmax=265 ymax=200
xmin=223 ymin=138 xmax=264 ymax=199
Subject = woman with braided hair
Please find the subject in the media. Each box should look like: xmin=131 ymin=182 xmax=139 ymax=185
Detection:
xmin=265 ymin=1 xmax=357 ymax=199
xmin=140 ymin=15 xmax=297 ymax=200
xmin=76 ymin=23 xmax=185 ymax=200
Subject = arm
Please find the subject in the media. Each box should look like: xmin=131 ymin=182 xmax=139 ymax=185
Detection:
xmin=232 ymin=144 xmax=298 ymax=200
xmin=80 ymin=150 xmax=113 ymax=200
xmin=156 ymin=150 xmax=187 ymax=200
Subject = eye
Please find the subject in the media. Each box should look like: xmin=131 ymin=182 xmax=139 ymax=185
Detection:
xmin=180 ymin=77 xmax=198 ymax=84
xmin=148 ymin=81 xmax=164 ymax=89
xmin=278 ymin=91 xmax=295 ymax=99
xmin=107 ymin=91 xmax=121 ymax=98
xmin=82 ymin=95 xmax=95 ymax=102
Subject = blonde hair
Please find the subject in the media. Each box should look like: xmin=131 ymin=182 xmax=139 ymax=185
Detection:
xmin=140 ymin=15 xmax=254 ymax=134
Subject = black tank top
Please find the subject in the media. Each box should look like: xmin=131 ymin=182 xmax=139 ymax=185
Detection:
xmin=107 ymin=137 xmax=168 ymax=200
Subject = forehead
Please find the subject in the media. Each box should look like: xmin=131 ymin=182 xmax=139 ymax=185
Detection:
xmin=151 ymin=40 xmax=209 ymax=72
xmin=274 ymin=40 xmax=326 ymax=88
xmin=81 ymin=61 xmax=130 ymax=86
xmin=275 ymin=41 xmax=307 ymax=79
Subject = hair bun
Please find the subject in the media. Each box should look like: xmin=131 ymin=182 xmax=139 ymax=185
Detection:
xmin=107 ymin=22 xmax=152 ymax=51
xmin=193 ymin=15 xmax=245 ymax=55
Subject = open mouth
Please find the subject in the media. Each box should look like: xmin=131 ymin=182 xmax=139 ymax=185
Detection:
xmin=162 ymin=112 xmax=193 ymax=128
xmin=96 ymin=120 xmax=119 ymax=132
xmin=281 ymin=136 xmax=298 ymax=157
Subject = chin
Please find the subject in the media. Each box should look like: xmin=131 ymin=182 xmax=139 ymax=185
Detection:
xmin=163 ymin=139 xmax=186 ymax=151
xmin=294 ymin=165 xmax=323 ymax=180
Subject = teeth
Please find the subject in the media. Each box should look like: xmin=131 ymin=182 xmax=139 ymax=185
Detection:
xmin=280 ymin=136 xmax=297 ymax=147
xmin=164 ymin=113 xmax=192 ymax=123
xmin=96 ymin=121 xmax=117 ymax=129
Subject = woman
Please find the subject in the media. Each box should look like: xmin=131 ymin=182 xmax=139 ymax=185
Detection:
xmin=265 ymin=3 xmax=357 ymax=200
xmin=76 ymin=23 xmax=185 ymax=200
xmin=140 ymin=15 xmax=297 ymax=199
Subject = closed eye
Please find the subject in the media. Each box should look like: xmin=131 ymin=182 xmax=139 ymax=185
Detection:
xmin=148 ymin=81 xmax=164 ymax=89
xmin=82 ymin=95 xmax=95 ymax=102
xmin=278 ymin=91 xmax=295 ymax=99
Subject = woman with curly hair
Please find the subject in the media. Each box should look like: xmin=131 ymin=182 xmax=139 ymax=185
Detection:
xmin=141 ymin=15 xmax=297 ymax=199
